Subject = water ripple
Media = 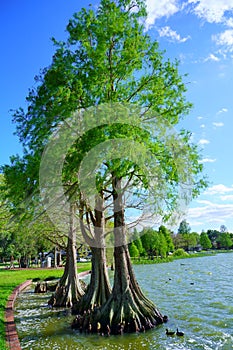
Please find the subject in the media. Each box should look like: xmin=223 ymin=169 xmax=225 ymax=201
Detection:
xmin=15 ymin=253 xmax=233 ymax=349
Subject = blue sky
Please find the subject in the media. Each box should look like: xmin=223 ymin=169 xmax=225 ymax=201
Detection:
xmin=1 ymin=0 xmax=233 ymax=233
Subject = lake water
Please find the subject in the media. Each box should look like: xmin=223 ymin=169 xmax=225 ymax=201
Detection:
xmin=15 ymin=253 xmax=233 ymax=349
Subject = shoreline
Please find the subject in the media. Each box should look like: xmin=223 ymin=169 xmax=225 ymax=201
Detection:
xmin=4 ymin=270 xmax=91 ymax=350
xmin=5 ymin=280 xmax=32 ymax=350
xmin=131 ymin=249 xmax=233 ymax=265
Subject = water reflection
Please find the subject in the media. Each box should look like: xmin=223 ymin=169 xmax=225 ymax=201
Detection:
xmin=15 ymin=253 xmax=233 ymax=349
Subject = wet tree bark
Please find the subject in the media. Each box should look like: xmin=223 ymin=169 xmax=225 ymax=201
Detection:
xmin=48 ymin=203 xmax=84 ymax=307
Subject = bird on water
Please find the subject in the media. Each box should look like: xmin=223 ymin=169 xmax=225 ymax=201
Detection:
xmin=176 ymin=328 xmax=184 ymax=336
xmin=166 ymin=328 xmax=175 ymax=336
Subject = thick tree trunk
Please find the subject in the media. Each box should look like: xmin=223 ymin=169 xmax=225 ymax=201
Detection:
xmin=73 ymin=194 xmax=111 ymax=314
xmin=73 ymin=246 xmax=111 ymax=314
xmin=96 ymin=176 xmax=164 ymax=334
xmin=48 ymin=204 xmax=84 ymax=307
xmin=72 ymin=177 xmax=165 ymax=335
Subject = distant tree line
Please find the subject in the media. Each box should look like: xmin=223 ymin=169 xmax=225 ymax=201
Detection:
xmin=128 ymin=220 xmax=233 ymax=259
xmin=1 ymin=182 xmax=232 ymax=265
xmin=0 ymin=174 xmax=64 ymax=266
xmin=1 ymin=189 xmax=233 ymax=265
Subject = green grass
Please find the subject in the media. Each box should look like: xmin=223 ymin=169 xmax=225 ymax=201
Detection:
xmin=131 ymin=256 xmax=174 ymax=264
xmin=131 ymin=250 xmax=219 ymax=265
xmin=0 ymin=263 xmax=91 ymax=350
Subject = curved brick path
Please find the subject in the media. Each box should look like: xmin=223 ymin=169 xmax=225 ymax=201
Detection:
xmin=5 ymin=280 xmax=32 ymax=350
xmin=4 ymin=270 xmax=91 ymax=349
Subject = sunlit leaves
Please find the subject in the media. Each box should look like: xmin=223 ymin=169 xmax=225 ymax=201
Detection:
xmin=4 ymin=0 xmax=207 ymax=234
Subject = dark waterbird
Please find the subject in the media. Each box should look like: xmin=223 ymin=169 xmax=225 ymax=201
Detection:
xmin=176 ymin=328 xmax=184 ymax=336
xmin=166 ymin=328 xmax=175 ymax=336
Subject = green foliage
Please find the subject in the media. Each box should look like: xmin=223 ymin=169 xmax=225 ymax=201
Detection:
xmin=0 ymin=174 xmax=55 ymax=262
xmin=135 ymin=238 xmax=144 ymax=255
xmin=175 ymin=220 xmax=200 ymax=251
xmin=206 ymin=229 xmax=233 ymax=250
xmin=207 ymin=229 xmax=220 ymax=247
xmin=218 ymin=232 xmax=232 ymax=249
xmin=133 ymin=233 xmax=145 ymax=256
xmin=129 ymin=242 xmax=139 ymax=257
xmin=2 ymin=0 xmax=207 ymax=264
xmin=178 ymin=219 xmax=191 ymax=235
xmin=0 ymin=174 xmax=16 ymax=261
xmin=200 ymin=231 xmax=212 ymax=250
xmin=5 ymin=0 xmax=206 ymax=223
xmin=172 ymin=248 xmax=189 ymax=257
xmin=140 ymin=227 xmax=155 ymax=254
xmin=158 ymin=225 xmax=174 ymax=252
xmin=131 ymin=256 xmax=174 ymax=264
xmin=192 ymin=232 xmax=200 ymax=245
xmin=140 ymin=227 xmax=170 ymax=258
xmin=157 ymin=233 xmax=167 ymax=258
xmin=182 ymin=233 xmax=198 ymax=251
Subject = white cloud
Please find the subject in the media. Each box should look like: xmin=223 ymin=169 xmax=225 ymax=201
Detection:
xmin=220 ymin=194 xmax=233 ymax=200
xmin=203 ymin=53 xmax=220 ymax=62
xmin=204 ymin=184 xmax=233 ymax=195
xmin=197 ymin=116 xmax=203 ymax=120
xmin=187 ymin=184 xmax=233 ymax=231
xmin=196 ymin=199 xmax=215 ymax=205
xmin=213 ymin=29 xmax=233 ymax=51
xmin=188 ymin=201 xmax=233 ymax=225
xmin=217 ymin=108 xmax=228 ymax=114
xmin=200 ymin=124 xmax=205 ymax=128
xmin=145 ymin=0 xmax=179 ymax=30
xmin=198 ymin=139 xmax=210 ymax=145
xmin=158 ymin=26 xmax=190 ymax=43
xmin=200 ymin=158 xmax=216 ymax=163
xmin=188 ymin=0 xmax=233 ymax=23
xmin=225 ymin=17 xmax=233 ymax=27
xmin=213 ymin=122 xmax=224 ymax=127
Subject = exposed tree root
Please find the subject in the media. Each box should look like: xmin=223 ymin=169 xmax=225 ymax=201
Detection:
xmin=48 ymin=231 xmax=84 ymax=307
xmin=71 ymin=290 xmax=166 ymax=335
xmin=72 ymin=177 xmax=166 ymax=335
xmin=71 ymin=245 xmax=166 ymax=335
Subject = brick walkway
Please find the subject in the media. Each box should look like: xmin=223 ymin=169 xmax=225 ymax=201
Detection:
xmin=5 ymin=280 xmax=32 ymax=350
xmin=4 ymin=270 xmax=91 ymax=349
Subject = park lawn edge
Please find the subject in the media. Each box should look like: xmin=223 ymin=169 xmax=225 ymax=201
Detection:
xmin=0 ymin=263 xmax=91 ymax=350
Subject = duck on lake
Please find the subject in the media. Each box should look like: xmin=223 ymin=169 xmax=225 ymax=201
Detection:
xmin=166 ymin=328 xmax=175 ymax=336
xmin=176 ymin=328 xmax=184 ymax=336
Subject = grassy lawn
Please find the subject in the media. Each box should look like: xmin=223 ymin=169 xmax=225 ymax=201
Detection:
xmin=0 ymin=263 xmax=91 ymax=350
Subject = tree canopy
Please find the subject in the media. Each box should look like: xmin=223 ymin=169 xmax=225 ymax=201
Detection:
xmin=1 ymin=0 xmax=208 ymax=335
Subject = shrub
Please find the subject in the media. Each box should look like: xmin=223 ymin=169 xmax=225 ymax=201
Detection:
xmin=172 ymin=248 xmax=189 ymax=257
